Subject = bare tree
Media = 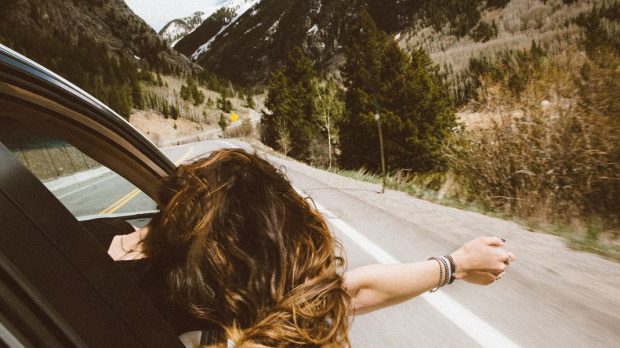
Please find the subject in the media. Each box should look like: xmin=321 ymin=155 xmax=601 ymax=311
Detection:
xmin=313 ymin=78 xmax=344 ymax=169
xmin=275 ymin=120 xmax=292 ymax=157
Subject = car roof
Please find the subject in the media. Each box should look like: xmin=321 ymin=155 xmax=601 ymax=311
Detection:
xmin=0 ymin=43 xmax=175 ymax=202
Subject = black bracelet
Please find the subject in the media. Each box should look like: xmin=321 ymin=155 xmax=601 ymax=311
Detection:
xmin=445 ymin=255 xmax=456 ymax=284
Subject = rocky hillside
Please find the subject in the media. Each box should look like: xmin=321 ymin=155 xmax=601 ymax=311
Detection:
xmin=174 ymin=0 xmax=499 ymax=85
xmin=175 ymin=0 xmax=615 ymax=89
xmin=0 ymin=0 xmax=195 ymax=74
xmin=179 ymin=0 xmax=359 ymax=85
xmin=0 ymin=0 xmax=206 ymax=118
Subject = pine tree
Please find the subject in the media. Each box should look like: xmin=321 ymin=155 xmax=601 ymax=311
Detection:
xmin=131 ymin=79 xmax=144 ymax=110
xmin=217 ymin=94 xmax=233 ymax=113
xmin=191 ymin=83 xmax=205 ymax=106
xmin=339 ymin=11 xmax=386 ymax=170
xmin=261 ymin=70 xmax=290 ymax=150
xmin=340 ymin=11 xmax=455 ymax=173
xmin=170 ymin=104 xmax=180 ymax=120
xmin=261 ymin=47 xmax=319 ymax=160
xmin=108 ymin=87 xmax=131 ymax=119
xmin=180 ymin=85 xmax=191 ymax=101
xmin=162 ymin=101 xmax=170 ymax=119
xmin=218 ymin=113 xmax=228 ymax=132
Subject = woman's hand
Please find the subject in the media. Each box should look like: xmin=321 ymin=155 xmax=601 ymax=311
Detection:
xmin=449 ymin=236 xmax=515 ymax=285
xmin=343 ymin=236 xmax=516 ymax=315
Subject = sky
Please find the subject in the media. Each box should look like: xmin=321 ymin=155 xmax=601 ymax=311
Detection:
xmin=124 ymin=0 xmax=225 ymax=31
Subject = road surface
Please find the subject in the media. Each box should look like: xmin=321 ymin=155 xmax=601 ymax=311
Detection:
xmin=52 ymin=139 xmax=620 ymax=347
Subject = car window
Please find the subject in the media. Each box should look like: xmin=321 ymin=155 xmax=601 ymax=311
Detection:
xmin=0 ymin=120 xmax=157 ymax=220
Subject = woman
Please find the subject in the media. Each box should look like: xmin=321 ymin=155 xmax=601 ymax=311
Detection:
xmin=103 ymin=148 xmax=514 ymax=347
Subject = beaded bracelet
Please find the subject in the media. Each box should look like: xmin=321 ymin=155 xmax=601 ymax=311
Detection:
xmin=428 ymin=255 xmax=456 ymax=292
xmin=428 ymin=257 xmax=443 ymax=292
xmin=439 ymin=256 xmax=451 ymax=286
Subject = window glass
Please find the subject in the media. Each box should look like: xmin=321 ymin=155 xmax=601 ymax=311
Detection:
xmin=0 ymin=119 xmax=157 ymax=219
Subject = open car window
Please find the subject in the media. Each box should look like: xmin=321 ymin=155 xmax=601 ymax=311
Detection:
xmin=0 ymin=141 xmax=183 ymax=348
xmin=0 ymin=116 xmax=158 ymax=220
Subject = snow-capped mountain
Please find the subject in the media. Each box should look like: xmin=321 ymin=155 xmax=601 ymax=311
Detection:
xmin=188 ymin=0 xmax=261 ymax=59
xmin=158 ymin=11 xmax=206 ymax=46
xmin=159 ymin=0 xmax=260 ymax=48
xmin=178 ymin=0 xmax=357 ymax=85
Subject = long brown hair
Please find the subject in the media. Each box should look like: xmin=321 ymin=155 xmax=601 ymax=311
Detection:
xmin=144 ymin=149 xmax=350 ymax=347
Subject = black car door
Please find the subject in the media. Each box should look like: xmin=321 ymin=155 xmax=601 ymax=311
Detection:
xmin=0 ymin=142 xmax=183 ymax=348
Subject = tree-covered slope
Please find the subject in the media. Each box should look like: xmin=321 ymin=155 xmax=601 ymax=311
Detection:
xmin=0 ymin=0 xmax=195 ymax=74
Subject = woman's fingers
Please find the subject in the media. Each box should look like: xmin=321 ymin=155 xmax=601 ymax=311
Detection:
xmin=461 ymin=271 xmax=496 ymax=285
xmin=479 ymin=236 xmax=505 ymax=247
xmin=507 ymin=251 xmax=516 ymax=262
xmin=491 ymin=262 xmax=506 ymax=276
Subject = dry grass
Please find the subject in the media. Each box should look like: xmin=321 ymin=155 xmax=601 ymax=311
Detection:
xmin=224 ymin=118 xmax=256 ymax=138
xmin=445 ymin=110 xmax=619 ymax=226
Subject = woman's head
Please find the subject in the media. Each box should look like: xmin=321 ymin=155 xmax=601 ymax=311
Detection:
xmin=144 ymin=148 xmax=349 ymax=346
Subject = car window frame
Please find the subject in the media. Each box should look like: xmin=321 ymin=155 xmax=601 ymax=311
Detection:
xmin=0 ymin=44 xmax=175 ymax=206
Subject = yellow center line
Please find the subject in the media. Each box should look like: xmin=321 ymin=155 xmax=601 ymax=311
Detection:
xmin=99 ymin=146 xmax=194 ymax=215
xmin=99 ymin=188 xmax=141 ymax=215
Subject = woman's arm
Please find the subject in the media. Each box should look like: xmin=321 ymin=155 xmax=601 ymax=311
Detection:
xmin=342 ymin=236 xmax=515 ymax=315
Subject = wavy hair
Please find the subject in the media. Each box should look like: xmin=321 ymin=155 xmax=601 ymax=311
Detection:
xmin=143 ymin=149 xmax=350 ymax=347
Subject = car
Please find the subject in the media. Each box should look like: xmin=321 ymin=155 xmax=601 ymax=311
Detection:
xmin=0 ymin=43 xmax=186 ymax=347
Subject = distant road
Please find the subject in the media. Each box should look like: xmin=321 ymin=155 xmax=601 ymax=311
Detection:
xmin=57 ymin=139 xmax=620 ymax=347
xmin=56 ymin=140 xmax=237 ymax=218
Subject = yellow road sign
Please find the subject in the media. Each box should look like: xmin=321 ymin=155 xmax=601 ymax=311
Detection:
xmin=230 ymin=113 xmax=239 ymax=122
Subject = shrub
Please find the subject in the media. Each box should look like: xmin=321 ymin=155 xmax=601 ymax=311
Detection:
xmin=218 ymin=113 xmax=228 ymax=132
xmin=444 ymin=109 xmax=619 ymax=231
xmin=217 ymin=94 xmax=233 ymax=113
xmin=225 ymin=118 xmax=254 ymax=138
xmin=470 ymin=21 xmax=498 ymax=42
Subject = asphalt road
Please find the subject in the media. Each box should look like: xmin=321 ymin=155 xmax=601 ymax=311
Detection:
xmin=53 ymin=139 xmax=620 ymax=347
xmin=54 ymin=141 xmax=232 ymax=218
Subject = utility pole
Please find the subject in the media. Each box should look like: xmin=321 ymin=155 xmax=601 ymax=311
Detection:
xmin=374 ymin=111 xmax=386 ymax=194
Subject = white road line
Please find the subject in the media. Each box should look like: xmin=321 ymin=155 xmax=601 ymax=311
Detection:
xmin=57 ymin=174 xmax=115 ymax=199
xmin=216 ymin=140 xmax=240 ymax=149
xmin=296 ymin=188 xmax=519 ymax=348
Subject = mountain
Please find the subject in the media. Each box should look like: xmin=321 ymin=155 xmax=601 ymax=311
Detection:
xmin=159 ymin=11 xmax=207 ymax=47
xmin=172 ymin=0 xmax=262 ymax=59
xmin=173 ymin=7 xmax=237 ymax=58
xmin=0 ymin=0 xmax=204 ymax=118
xmin=175 ymin=0 xmax=614 ymax=92
xmin=179 ymin=0 xmax=359 ymax=85
xmin=0 ymin=0 xmax=195 ymax=74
